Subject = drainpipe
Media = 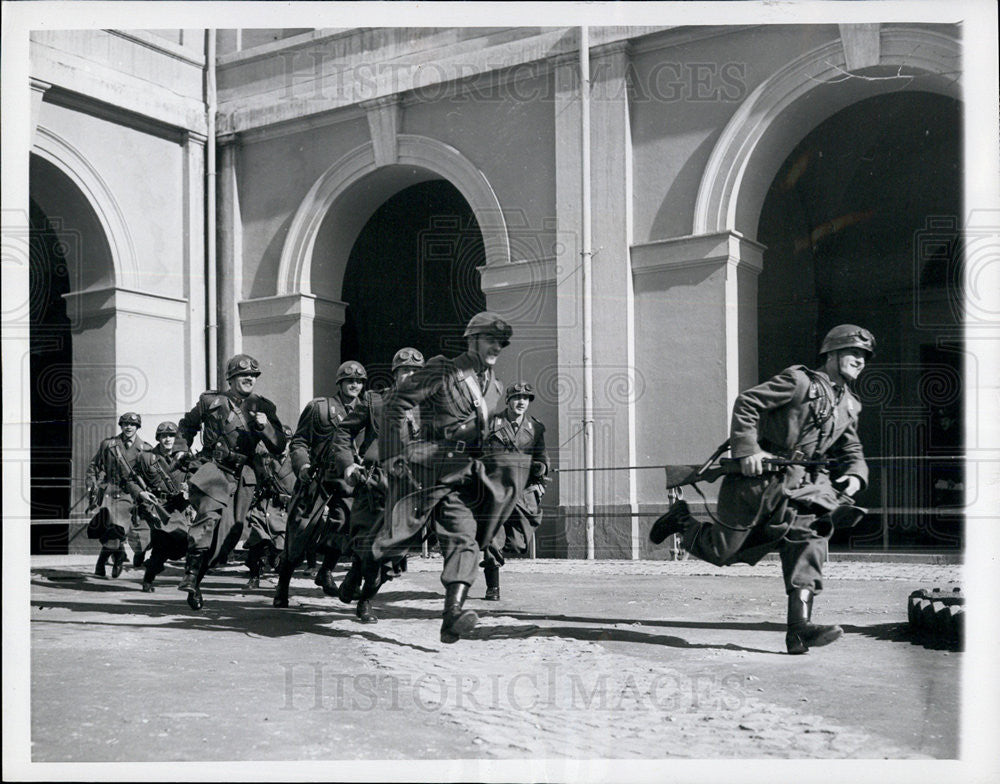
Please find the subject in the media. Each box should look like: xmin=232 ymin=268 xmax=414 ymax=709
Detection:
xmin=205 ymin=29 xmax=218 ymax=389
xmin=580 ymin=26 xmax=596 ymax=561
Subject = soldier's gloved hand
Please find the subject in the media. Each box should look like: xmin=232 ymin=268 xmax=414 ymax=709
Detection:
xmin=739 ymin=451 xmax=773 ymax=477
xmin=344 ymin=463 xmax=361 ymax=487
xmin=530 ymin=462 xmax=547 ymax=480
xmin=833 ymin=474 xmax=862 ymax=497
xmin=138 ymin=490 xmax=158 ymax=506
xmin=298 ymin=464 xmax=312 ymax=483
xmin=252 ymin=412 xmax=268 ymax=430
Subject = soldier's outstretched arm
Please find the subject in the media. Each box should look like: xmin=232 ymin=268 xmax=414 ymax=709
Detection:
xmin=330 ymin=405 xmax=370 ymax=478
xmin=288 ymin=400 xmax=318 ymax=477
xmin=177 ymin=399 xmax=205 ymax=452
xmin=531 ymin=420 xmax=549 ymax=481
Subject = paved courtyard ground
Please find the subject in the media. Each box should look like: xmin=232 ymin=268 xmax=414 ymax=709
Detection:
xmin=23 ymin=553 xmax=965 ymax=767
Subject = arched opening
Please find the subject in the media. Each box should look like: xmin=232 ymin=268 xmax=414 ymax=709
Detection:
xmin=340 ymin=180 xmax=486 ymax=390
xmin=30 ymin=152 xmax=119 ymax=553
xmin=756 ymin=91 xmax=963 ymax=550
xmin=29 ymin=198 xmax=73 ymax=552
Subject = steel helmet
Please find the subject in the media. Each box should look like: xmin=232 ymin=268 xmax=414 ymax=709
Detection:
xmin=336 ymin=360 xmax=367 ymax=384
xmin=155 ymin=421 xmax=178 ymax=437
xmin=118 ymin=412 xmax=142 ymax=427
xmin=225 ymin=353 xmax=262 ymax=380
xmin=463 ymin=311 xmax=513 ymax=348
xmin=505 ymin=381 xmax=535 ymax=402
xmin=391 ymin=347 xmax=425 ymax=372
xmin=819 ymin=325 xmax=876 ymax=357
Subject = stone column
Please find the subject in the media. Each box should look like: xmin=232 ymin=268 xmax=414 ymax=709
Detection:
xmin=553 ymin=42 xmax=638 ymax=558
xmin=182 ymin=130 xmax=207 ymax=401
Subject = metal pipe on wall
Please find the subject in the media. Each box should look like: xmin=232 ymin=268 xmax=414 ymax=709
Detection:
xmin=580 ymin=26 xmax=596 ymax=561
xmin=204 ymin=29 xmax=218 ymax=390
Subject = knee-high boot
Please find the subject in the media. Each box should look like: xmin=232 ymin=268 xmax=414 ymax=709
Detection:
xmin=440 ymin=582 xmax=478 ymax=644
xmin=786 ymin=588 xmax=843 ymax=655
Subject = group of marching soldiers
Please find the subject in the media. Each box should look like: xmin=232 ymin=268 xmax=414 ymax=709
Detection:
xmin=86 ymin=313 xmax=878 ymax=653
xmin=85 ymin=311 xmax=549 ymax=642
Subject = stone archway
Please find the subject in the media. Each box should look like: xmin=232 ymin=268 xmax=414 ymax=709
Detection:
xmin=693 ymin=26 xmax=961 ymax=238
xmin=242 ymin=134 xmax=511 ymax=413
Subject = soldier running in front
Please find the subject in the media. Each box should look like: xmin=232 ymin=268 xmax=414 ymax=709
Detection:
xmin=176 ymin=354 xmax=287 ymax=610
xmin=131 ymin=421 xmax=193 ymax=592
xmin=85 ymin=412 xmax=155 ymax=578
xmin=329 ymin=346 xmax=427 ymax=624
xmin=243 ymin=435 xmax=296 ymax=589
xmin=377 ymin=313 xmax=529 ymax=643
xmin=273 ymin=361 xmax=370 ymax=606
xmin=481 ymin=381 xmax=549 ymax=601
xmin=650 ymin=325 xmax=874 ymax=654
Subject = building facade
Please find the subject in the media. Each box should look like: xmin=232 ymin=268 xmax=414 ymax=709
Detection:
xmin=26 ymin=25 xmax=966 ymax=556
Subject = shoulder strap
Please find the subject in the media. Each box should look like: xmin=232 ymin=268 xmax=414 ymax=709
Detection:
xmin=459 ymin=373 xmax=489 ymax=439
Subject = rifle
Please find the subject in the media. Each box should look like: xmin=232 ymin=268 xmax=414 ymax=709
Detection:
xmin=664 ymin=456 xmax=840 ymax=489
xmin=107 ymin=441 xmax=170 ymax=527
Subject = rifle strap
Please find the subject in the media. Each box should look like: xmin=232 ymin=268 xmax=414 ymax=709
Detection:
xmin=111 ymin=439 xmax=146 ymax=491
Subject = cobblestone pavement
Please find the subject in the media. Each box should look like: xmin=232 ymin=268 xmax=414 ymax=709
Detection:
xmin=26 ymin=556 xmax=962 ymax=764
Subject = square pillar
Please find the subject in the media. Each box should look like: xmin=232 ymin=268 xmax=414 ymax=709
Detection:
xmin=631 ymin=231 xmax=764 ymax=555
xmin=238 ymin=293 xmax=346 ymax=425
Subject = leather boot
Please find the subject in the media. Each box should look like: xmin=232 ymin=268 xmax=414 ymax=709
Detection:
xmin=111 ymin=547 xmax=127 ymax=578
xmin=314 ymin=550 xmax=341 ymax=597
xmin=440 ymin=582 xmax=478 ymax=644
xmin=649 ymin=500 xmax=696 ymax=545
xmin=273 ymin=562 xmax=293 ymax=608
xmin=177 ymin=551 xmax=205 ymax=610
xmin=484 ymin=563 xmax=500 ymax=601
xmin=245 ymin=545 xmax=263 ymax=590
xmin=94 ymin=547 xmax=111 ymax=577
xmin=356 ymin=599 xmax=378 ymax=624
xmin=785 ymin=588 xmax=843 ymax=655
xmin=133 ymin=548 xmax=146 ymax=569
xmin=337 ymin=559 xmax=364 ymax=604
xmin=142 ymin=559 xmax=165 ymax=592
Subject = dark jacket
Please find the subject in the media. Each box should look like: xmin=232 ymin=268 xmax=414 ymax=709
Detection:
xmin=288 ymin=392 xmax=364 ymax=477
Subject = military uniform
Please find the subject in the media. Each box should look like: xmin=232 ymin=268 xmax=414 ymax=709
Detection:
xmin=378 ymin=353 xmax=527 ymax=585
xmin=681 ymin=365 xmax=867 ymax=592
xmin=85 ymin=419 xmax=154 ymax=576
xmin=243 ymin=448 xmax=296 ymax=586
xmin=131 ymin=439 xmax=193 ymax=591
xmin=177 ymin=357 xmax=286 ymax=607
xmin=483 ymin=407 xmax=548 ymax=565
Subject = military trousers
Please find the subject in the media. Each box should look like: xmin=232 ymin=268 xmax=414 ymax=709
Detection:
xmin=186 ymin=462 xmax=255 ymax=568
xmin=432 ymin=487 xmax=481 ymax=587
xmin=682 ymin=506 xmax=831 ymax=594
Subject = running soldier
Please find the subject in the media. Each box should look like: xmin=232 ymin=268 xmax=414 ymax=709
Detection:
xmin=481 ymin=381 xmax=549 ymax=601
xmin=131 ymin=421 xmax=193 ymax=592
xmin=329 ymin=346 xmax=426 ymax=624
xmin=177 ymin=354 xmax=287 ymax=610
xmin=273 ymin=361 xmax=370 ymax=606
xmin=378 ymin=313 xmax=529 ymax=643
xmin=650 ymin=325 xmax=874 ymax=654
xmin=85 ymin=412 xmax=155 ymax=578
xmin=243 ymin=434 xmax=296 ymax=589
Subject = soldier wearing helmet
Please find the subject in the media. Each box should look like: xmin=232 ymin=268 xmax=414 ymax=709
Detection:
xmin=129 ymin=422 xmax=195 ymax=591
xmin=274 ymin=359 xmax=371 ymax=603
xmin=650 ymin=324 xmax=874 ymax=655
xmin=480 ymin=381 xmax=550 ymax=601
xmin=376 ymin=312 xmax=528 ymax=643
xmin=312 ymin=347 xmax=428 ymax=623
xmin=175 ymin=353 xmax=286 ymax=610
xmin=85 ymin=411 xmax=155 ymax=579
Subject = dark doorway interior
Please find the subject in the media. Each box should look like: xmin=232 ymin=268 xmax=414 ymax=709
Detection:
xmin=756 ymin=91 xmax=963 ymax=550
xmin=29 ymin=198 xmax=73 ymax=553
xmin=341 ymin=180 xmax=487 ymax=390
